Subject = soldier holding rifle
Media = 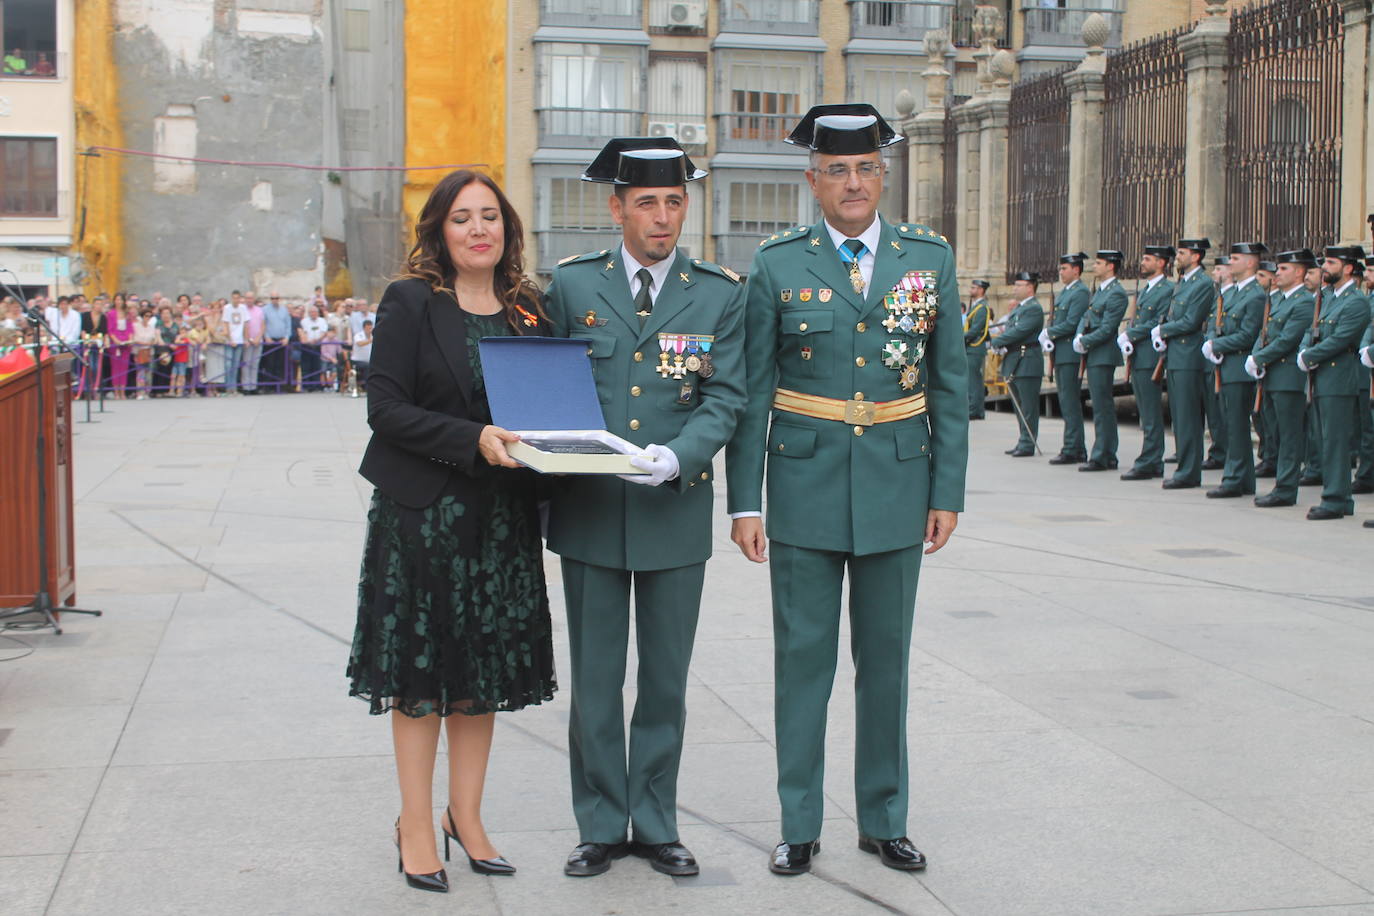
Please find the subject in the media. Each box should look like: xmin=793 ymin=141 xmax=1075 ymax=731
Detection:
xmin=1202 ymin=242 xmax=1266 ymax=498
xmin=1039 ymin=252 xmax=1090 ymax=465
xmin=1071 ymin=250 xmax=1128 ymax=471
xmin=991 ymin=272 xmax=1046 ymax=457
xmin=1119 ymin=245 xmax=1174 ymax=480
xmin=1152 ymin=238 xmax=1217 ymax=489
xmin=1253 ymin=260 xmax=1280 ymax=478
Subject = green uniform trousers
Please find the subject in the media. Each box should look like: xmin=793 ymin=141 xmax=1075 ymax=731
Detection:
xmin=1220 ymin=381 xmax=1257 ymax=493
xmin=1054 ymin=363 xmax=1085 ymax=458
xmin=1266 ymin=390 xmax=1307 ymax=502
xmin=966 ymin=351 xmax=986 ymax=419
xmin=1316 ymin=394 xmax=1359 ymax=514
xmin=1206 ymin=386 xmax=1226 ymax=463
xmin=1130 ymin=369 xmax=1166 ymax=475
xmin=770 ymin=541 xmax=921 ymax=844
xmin=1257 ymin=399 xmax=1277 ymax=465
xmin=1167 ymin=369 xmax=1207 ymax=485
xmin=563 ymin=558 xmax=705 ymax=845
xmin=1086 ymin=365 xmax=1118 ymax=465
xmin=1008 ymin=376 xmax=1041 ymax=452
xmin=1354 ymin=394 xmax=1374 ymax=489
xmin=1304 ymin=402 xmax=1323 ymax=479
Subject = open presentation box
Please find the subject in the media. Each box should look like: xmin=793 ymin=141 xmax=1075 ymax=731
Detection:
xmin=479 ymin=336 xmax=642 ymax=475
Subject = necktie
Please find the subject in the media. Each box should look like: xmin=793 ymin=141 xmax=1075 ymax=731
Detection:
xmin=842 ymin=239 xmax=866 ymax=295
xmin=634 ymin=268 xmax=654 ymax=322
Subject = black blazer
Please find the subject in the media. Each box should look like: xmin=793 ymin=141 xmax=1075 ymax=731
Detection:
xmin=358 ymin=277 xmax=551 ymax=510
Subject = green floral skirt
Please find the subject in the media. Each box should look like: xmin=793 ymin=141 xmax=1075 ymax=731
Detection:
xmin=347 ymin=479 xmax=557 ymax=717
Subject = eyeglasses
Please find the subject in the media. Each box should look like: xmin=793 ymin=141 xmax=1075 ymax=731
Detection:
xmin=816 ymin=162 xmax=884 ymax=181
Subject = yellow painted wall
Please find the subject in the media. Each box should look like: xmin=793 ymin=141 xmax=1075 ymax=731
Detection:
xmin=72 ymin=0 xmax=122 ymax=297
xmin=404 ymin=0 xmax=506 ymax=237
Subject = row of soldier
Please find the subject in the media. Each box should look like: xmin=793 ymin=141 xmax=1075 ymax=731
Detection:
xmin=961 ymin=241 xmax=1374 ymax=526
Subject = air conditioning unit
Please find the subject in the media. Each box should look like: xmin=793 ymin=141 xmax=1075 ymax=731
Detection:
xmin=667 ymin=0 xmax=707 ymax=30
xmin=648 ymin=121 xmax=679 ymax=139
xmin=676 ymin=122 xmax=708 ymax=145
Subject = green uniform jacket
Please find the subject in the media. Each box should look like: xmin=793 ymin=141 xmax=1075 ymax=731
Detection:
xmin=1302 ymin=283 xmax=1372 ymax=398
xmin=1077 ymin=279 xmax=1127 ymax=368
xmin=1160 ymin=267 xmax=1218 ymax=371
xmin=544 ymin=248 xmax=747 ymax=571
xmin=1046 ymin=281 xmax=1089 ymax=367
xmin=1359 ymin=316 xmax=1373 ymax=393
xmin=964 ymin=297 xmax=991 ymax=353
xmin=1252 ymin=287 xmax=1315 ymax=393
xmin=993 ymin=297 xmax=1046 ymax=378
xmin=1209 ymin=278 xmax=1264 ymax=384
xmin=725 ymin=220 xmax=969 ymax=556
xmin=1124 ymin=277 xmax=1174 ymax=372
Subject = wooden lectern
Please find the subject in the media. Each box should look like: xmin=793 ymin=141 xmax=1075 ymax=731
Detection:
xmin=0 ymin=355 xmax=78 ymax=611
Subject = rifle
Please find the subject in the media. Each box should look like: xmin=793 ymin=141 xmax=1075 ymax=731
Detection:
xmin=1124 ymin=278 xmax=1141 ymax=375
xmin=1252 ymin=293 xmax=1273 ymax=413
xmin=1046 ymin=287 xmax=1057 ymax=383
xmin=1212 ymin=290 xmax=1224 ymax=394
xmin=1306 ymin=286 xmax=1324 ymax=404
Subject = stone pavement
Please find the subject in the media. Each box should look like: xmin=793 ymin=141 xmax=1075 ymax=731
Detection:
xmin=2 ymin=394 xmax=1373 ymax=916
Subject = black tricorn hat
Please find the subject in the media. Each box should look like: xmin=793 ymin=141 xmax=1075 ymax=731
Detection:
xmin=785 ymin=104 xmax=904 ymax=154
xmin=1214 ymin=256 xmax=1230 ymax=267
xmin=972 ymin=279 xmax=991 ymax=290
xmin=1275 ymin=248 xmax=1317 ymax=266
xmin=1143 ymin=245 xmax=1176 ymax=260
xmin=1258 ymin=260 xmax=1277 ymax=273
xmin=1322 ymin=244 xmax=1366 ymax=264
xmin=581 ymin=138 xmax=707 ymax=186
xmin=1230 ymin=241 xmax=1268 ymax=256
xmin=1177 ymin=238 xmax=1211 ymax=253
xmin=1059 ymin=251 xmax=1088 ymax=265
xmin=1096 ymin=250 xmax=1124 ymax=265
xmin=1011 ymin=271 xmax=1040 ymax=284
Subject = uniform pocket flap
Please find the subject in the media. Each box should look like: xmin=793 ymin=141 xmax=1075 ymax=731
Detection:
xmin=767 ymin=422 xmax=816 ymax=458
xmin=575 ymin=334 xmax=617 ymax=358
xmin=781 ymin=311 xmax=833 ymax=336
xmin=894 ymin=422 xmax=931 ymax=460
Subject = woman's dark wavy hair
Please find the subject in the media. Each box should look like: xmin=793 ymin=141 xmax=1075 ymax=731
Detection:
xmin=398 ymin=170 xmax=545 ymax=333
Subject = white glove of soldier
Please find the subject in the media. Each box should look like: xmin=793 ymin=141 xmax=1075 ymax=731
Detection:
xmin=1151 ymin=324 xmax=1167 ymax=353
xmin=1038 ymin=329 xmax=1052 ymax=351
xmin=1361 ymin=346 xmax=1374 ymax=369
xmin=1201 ymin=340 xmax=1223 ymax=365
xmin=1244 ymin=355 xmax=1265 ymax=380
xmin=1296 ymin=350 xmax=1312 ymax=373
xmin=619 ymin=443 xmax=680 ymax=486
xmin=1072 ymin=335 xmax=1087 ymax=355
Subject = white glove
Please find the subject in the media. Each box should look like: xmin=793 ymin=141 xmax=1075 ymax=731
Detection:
xmin=1119 ymin=338 xmax=1134 ymax=356
xmin=1071 ymin=335 xmax=1086 ymax=354
xmin=990 ymin=346 xmax=1004 ymax=356
xmin=1297 ymin=350 xmax=1312 ymax=373
xmin=1244 ymin=355 xmax=1265 ymax=380
xmin=1150 ymin=326 xmax=1163 ymax=346
xmin=1152 ymin=335 xmax=1167 ymax=353
xmin=1037 ymin=329 xmax=1051 ymax=351
xmin=1201 ymin=340 xmax=1223 ymax=365
xmin=619 ymin=443 xmax=679 ymax=486
xmin=1361 ymin=346 xmax=1374 ymax=369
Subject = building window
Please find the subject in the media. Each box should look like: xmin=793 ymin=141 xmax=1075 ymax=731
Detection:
xmin=343 ymin=9 xmax=370 ymax=51
xmin=541 ymin=0 xmax=641 ymax=28
xmin=719 ymin=0 xmax=817 ymax=36
xmin=1 ymin=0 xmax=59 ymax=78
xmin=647 ymin=53 xmax=708 ymax=150
xmin=1 ymin=136 xmax=58 ymax=216
xmin=535 ymin=170 xmax=624 ymax=272
xmin=537 ymin=42 xmax=645 ymax=146
xmin=716 ymin=50 xmax=819 ymax=152
xmin=714 ymin=174 xmax=812 ymax=273
xmin=847 ymin=55 xmax=926 ymax=122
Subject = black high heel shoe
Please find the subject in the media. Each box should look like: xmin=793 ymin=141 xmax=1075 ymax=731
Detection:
xmin=443 ymin=806 xmax=516 ymax=876
xmin=395 ymin=818 xmax=449 ymax=892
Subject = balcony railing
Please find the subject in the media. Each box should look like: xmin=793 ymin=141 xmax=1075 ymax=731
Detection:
xmin=538 ymin=107 xmax=644 ymax=148
xmin=1021 ymin=5 xmax=1122 ymax=49
xmin=715 ymin=112 xmax=798 ymax=153
xmin=850 ymin=1 xmax=953 ymax=42
xmin=540 ymin=0 xmax=642 ymax=29
xmin=719 ymin=0 xmax=818 ymax=36
xmin=1 ymin=49 xmax=62 ymax=79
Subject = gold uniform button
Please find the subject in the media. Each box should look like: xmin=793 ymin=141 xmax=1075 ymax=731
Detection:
xmin=856 ymin=322 xmax=867 ymax=333
xmin=630 ymin=386 xmax=641 ymax=396
xmin=778 ymin=443 xmax=785 ymax=451
xmin=854 ymin=392 xmax=864 ymax=400
xmin=853 ymin=426 xmax=864 ymax=436
xmin=855 ymin=356 xmax=866 ymax=367
xmin=629 ymin=419 xmax=640 ymax=431
xmin=700 ymin=471 xmax=709 ymax=480
xmin=799 ymin=322 xmax=809 ymax=331
xmin=634 ymin=351 xmax=644 ymax=362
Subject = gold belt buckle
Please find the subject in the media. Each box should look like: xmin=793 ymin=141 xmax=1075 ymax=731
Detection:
xmin=844 ymin=398 xmax=876 ymax=426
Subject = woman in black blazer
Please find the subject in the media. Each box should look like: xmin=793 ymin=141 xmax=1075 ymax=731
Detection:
xmin=348 ymin=170 xmax=557 ymax=893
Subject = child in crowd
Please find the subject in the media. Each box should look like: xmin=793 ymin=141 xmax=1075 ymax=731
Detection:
xmin=320 ymin=327 xmax=342 ymax=391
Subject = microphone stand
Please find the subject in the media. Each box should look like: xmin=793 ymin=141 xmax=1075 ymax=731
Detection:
xmin=0 ymin=276 xmax=103 ymax=634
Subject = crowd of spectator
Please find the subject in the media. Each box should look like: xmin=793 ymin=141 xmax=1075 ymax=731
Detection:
xmin=0 ymin=287 xmax=377 ymax=399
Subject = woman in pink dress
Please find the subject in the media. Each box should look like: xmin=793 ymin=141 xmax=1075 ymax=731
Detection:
xmin=106 ymin=295 xmax=134 ymax=400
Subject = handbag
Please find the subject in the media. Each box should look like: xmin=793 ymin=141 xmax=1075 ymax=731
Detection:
xmin=134 ymin=347 xmax=152 ymax=365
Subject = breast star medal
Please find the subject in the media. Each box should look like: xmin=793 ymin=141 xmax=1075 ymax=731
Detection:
xmin=899 ymin=365 xmax=920 ymax=390
xmin=882 ymin=340 xmax=910 ymax=368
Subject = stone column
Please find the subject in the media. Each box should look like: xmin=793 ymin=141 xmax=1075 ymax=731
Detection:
xmin=1178 ymin=5 xmax=1230 ymax=246
xmin=904 ymin=30 xmax=952 ymax=228
xmin=974 ymin=50 xmax=1015 ymax=283
xmin=1064 ymin=14 xmax=1108 ymax=254
xmin=953 ymin=101 xmax=982 ymax=275
xmin=1338 ymin=0 xmax=1372 ymax=245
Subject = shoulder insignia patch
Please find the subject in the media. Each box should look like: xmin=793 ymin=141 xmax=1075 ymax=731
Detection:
xmin=692 ymin=259 xmax=742 ymax=285
xmin=557 ymin=249 xmax=608 ymax=267
xmin=896 ymin=223 xmax=950 ymax=247
xmin=760 ymin=229 xmax=812 ymax=252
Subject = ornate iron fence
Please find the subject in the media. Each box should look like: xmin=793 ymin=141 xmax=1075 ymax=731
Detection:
xmin=1224 ymin=0 xmax=1343 ymax=254
xmin=940 ymin=102 xmax=959 ymax=245
xmin=1007 ymin=67 xmax=1071 ymax=283
xmin=1100 ymin=26 xmax=1189 ymax=280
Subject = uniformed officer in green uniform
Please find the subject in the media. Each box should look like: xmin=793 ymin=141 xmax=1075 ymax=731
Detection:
xmin=1246 ymin=249 xmax=1318 ymax=507
xmin=1203 ymin=258 xmax=1231 ymax=471
xmin=1040 ymin=253 xmax=1090 ymax=464
xmin=544 ymin=138 xmax=747 ymax=878
xmin=963 ymin=279 xmax=991 ymax=419
xmin=1253 ymin=260 xmax=1280 ymax=478
xmin=1296 ymin=245 xmax=1371 ymax=519
xmin=991 ymin=272 xmax=1046 ymax=456
xmin=1202 ymin=242 xmax=1266 ymax=498
xmin=1118 ymin=245 xmax=1174 ymax=480
xmin=1154 ymin=238 xmax=1217 ymax=489
xmin=1300 ymin=265 xmax=1329 ymax=487
xmin=1354 ymin=259 xmax=1374 ymax=497
xmin=1072 ymin=250 xmax=1128 ymax=471
xmin=725 ymin=104 xmax=968 ymax=877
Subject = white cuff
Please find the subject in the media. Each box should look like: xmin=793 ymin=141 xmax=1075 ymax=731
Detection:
xmin=730 ymin=511 xmax=762 ymax=519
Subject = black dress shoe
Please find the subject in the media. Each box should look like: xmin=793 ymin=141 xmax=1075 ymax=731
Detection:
xmin=1008 ymin=448 xmax=1035 ymax=457
xmin=1306 ymin=505 xmax=1347 ymax=520
xmin=396 ymin=820 xmax=448 ymax=893
xmin=1004 ymin=447 xmax=1017 ymax=454
xmin=1254 ymin=461 xmax=1277 ymax=478
xmin=443 ymin=807 xmax=515 ymax=875
xmin=631 ymin=841 xmax=699 ymax=876
xmin=565 ymin=841 xmax=629 ymax=877
xmin=857 ymin=836 xmax=927 ymax=871
xmin=1078 ymin=460 xmax=1115 ymax=472
xmin=1120 ymin=468 xmax=1159 ymax=480
xmin=1206 ymin=486 xmax=1244 ymax=499
xmin=1352 ymin=482 xmax=1374 ymax=494
xmin=1299 ymin=474 xmax=1322 ymax=487
xmin=1048 ymin=453 xmax=1084 ymax=465
xmin=1254 ymin=493 xmax=1296 ymax=508
xmin=1364 ymin=519 xmax=1374 ymax=528
xmin=1202 ymin=458 xmax=1224 ymax=471
xmin=770 ymin=840 xmax=820 ymax=876
xmin=1162 ymin=478 xmax=1198 ymax=490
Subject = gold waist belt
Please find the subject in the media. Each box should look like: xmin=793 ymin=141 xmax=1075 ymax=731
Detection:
xmin=773 ymin=388 xmax=927 ymax=427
